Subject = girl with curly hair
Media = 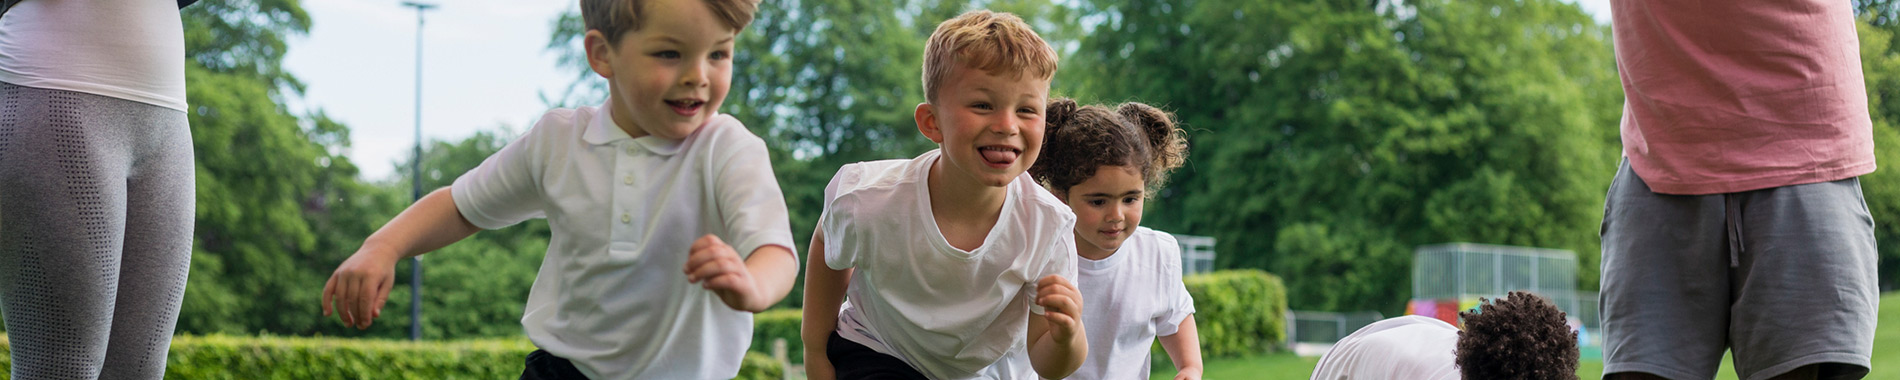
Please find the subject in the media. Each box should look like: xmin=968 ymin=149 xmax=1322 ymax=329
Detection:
xmin=1026 ymin=98 xmax=1200 ymax=380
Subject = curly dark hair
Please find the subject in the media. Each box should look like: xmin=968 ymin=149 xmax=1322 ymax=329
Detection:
xmin=1455 ymin=291 xmax=1581 ymax=380
xmin=1028 ymin=98 xmax=1187 ymax=196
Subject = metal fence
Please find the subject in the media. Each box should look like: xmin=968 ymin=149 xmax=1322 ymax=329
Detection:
xmin=1286 ymin=310 xmax=1387 ymax=343
xmin=1413 ymin=243 xmax=1579 ymax=301
xmin=1170 ymin=233 xmax=1218 ymax=276
xmin=1285 ymin=310 xmax=1386 ymax=356
xmin=1412 ymin=243 xmax=1600 ymax=347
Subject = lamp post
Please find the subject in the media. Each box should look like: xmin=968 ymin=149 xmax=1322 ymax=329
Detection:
xmin=400 ymin=0 xmax=436 ymax=342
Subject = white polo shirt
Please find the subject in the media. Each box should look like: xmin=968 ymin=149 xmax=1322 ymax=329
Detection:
xmin=0 ymin=0 xmax=188 ymax=111
xmin=1073 ymin=227 xmax=1196 ymax=380
xmin=821 ymin=149 xmax=1078 ymax=379
xmin=451 ymin=100 xmax=796 ymax=380
xmin=1309 ymin=315 xmax=1461 ymax=380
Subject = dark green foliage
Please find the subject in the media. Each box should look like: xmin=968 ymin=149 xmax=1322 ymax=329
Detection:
xmin=0 ymin=335 xmax=782 ymax=379
xmin=750 ymin=308 xmax=804 ymax=364
xmin=1065 ymin=0 xmax=1622 ymax=315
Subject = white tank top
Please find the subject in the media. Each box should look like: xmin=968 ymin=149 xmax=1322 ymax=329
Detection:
xmin=0 ymin=0 xmax=187 ymax=111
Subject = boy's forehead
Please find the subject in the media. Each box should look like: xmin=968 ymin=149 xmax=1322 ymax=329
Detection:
xmin=944 ymin=63 xmax=1050 ymax=96
xmin=623 ymin=0 xmax=737 ymax=41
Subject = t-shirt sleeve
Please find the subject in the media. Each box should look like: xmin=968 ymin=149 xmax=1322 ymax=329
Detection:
xmin=818 ymin=164 xmax=861 ymax=270
xmin=450 ymin=114 xmax=552 ymax=229
xmin=1028 ymin=226 xmax=1079 ymax=315
xmin=1152 ymin=233 xmax=1196 ymax=336
xmin=709 ymin=123 xmax=797 ymax=262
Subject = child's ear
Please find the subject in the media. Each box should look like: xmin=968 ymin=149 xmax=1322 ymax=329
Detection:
xmin=583 ymin=30 xmax=616 ymax=79
xmin=915 ymin=103 xmax=945 ymax=144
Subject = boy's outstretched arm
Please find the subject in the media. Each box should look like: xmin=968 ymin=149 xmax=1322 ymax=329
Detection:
xmin=322 ymin=187 xmax=481 ymax=330
xmin=1027 ymin=275 xmax=1088 ymax=378
xmin=1159 ymin=316 xmax=1205 ymax=380
xmin=685 ymin=235 xmax=797 ymax=312
xmin=801 ymin=226 xmax=850 ymax=380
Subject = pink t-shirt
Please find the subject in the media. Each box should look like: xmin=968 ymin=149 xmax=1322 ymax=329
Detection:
xmin=1613 ymin=0 xmax=1875 ymax=195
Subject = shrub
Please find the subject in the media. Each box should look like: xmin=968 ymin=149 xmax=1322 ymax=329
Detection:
xmin=0 ymin=334 xmax=782 ymax=379
xmin=751 ymin=308 xmax=804 ymax=364
xmin=1170 ymin=269 xmax=1289 ymax=359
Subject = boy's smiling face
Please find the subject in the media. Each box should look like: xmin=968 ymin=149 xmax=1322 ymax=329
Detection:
xmin=585 ymin=0 xmax=735 ymax=140
xmin=917 ymin=64 xmax=1051 ymax=188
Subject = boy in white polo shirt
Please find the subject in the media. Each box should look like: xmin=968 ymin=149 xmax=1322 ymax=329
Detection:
xmin=319 ymin=0 xmax=798 ymax=379
xmin=801 ymin=10 xmax=1087 ymax=380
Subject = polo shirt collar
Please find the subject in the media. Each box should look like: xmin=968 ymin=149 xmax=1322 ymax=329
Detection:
xmin=581 ymin=100 xmax=685 ymax=156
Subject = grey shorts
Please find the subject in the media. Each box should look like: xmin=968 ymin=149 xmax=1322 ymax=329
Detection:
xmin=1599 ymin=160 xmax=1878 ymax=380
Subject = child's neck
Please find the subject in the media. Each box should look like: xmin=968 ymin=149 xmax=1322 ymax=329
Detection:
xmin=605 ymin=95 xmax=651 ymax=139
xmin=1075 ymin=234 xmax=1117 ymax=261
xmin=926 ymin=158 xmax=1009 ymax=252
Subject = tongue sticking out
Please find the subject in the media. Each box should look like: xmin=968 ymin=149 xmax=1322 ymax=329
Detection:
xmin=980 ymin=148 xmax=1018 ymax=164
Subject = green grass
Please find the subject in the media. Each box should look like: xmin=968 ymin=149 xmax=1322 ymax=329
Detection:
xmin=1154 ymin=292 xmax=1900 ymax=380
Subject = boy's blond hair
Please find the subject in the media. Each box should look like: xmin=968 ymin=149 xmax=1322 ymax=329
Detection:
xmin=922 ymin=10 xmax=1059 ymax=103
xmin=583 ymin=0 xmax=760 ymax=45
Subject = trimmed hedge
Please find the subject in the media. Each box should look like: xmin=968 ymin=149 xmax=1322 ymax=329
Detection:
xmin=0 ymin=334 xmax=781 ymax=379
xmin=1175 ymin=269 xmax=1288 ymax=358
xmin=752 ymin=308 xmax=805 ymax=364
xmin=754 ymin=269 xmax=1289 ymax=366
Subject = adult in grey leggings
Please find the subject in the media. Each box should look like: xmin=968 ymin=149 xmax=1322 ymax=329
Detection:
xmin=0 ymin=0 xmax=200 ymax=377
xmin=0 ymin=81 xmax=193 ymax=378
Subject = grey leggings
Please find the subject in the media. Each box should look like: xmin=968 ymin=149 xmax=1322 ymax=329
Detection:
xmin=0 ymin=81 xmax=193 ymax=379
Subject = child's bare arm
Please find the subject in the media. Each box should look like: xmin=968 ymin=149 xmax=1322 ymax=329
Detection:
xmin=1027 ymin=275 xmax=1087 ymax=378
xmin=1159 ymin=316 xmax=1204 ymax=380
xmin=321 ymin=187 xmax=481 ymax=329
xmin=685 ymin=236 xmax=797 ymax=312
xmin=801 ymin=226 xmax=850 ymax=380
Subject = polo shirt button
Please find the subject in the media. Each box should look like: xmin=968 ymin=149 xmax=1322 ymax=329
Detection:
xmin=621 ymin=213 xmax=631 ymax=223
xmin=624 ymin=175 xmax=634 ymax=185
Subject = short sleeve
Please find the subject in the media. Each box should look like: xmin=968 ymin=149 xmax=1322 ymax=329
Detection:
xmin=1028 ymin=228 xmax=1079 ymax=315
xmin=451 ymin=114 xmax=554 ymax=229
xmin=1153 ymin=233 xmax=1196 ymax=336
xmin=708 ymin=121 xmax=797 ymax=262
xmin=818 ymin=164 xmax=862 ymax=270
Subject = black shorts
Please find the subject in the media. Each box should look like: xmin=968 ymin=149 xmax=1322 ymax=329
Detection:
xmin=828 ymin=331 xmax=927 ymax=380
xmin=520 ymin=349 xmax=590 ymax=380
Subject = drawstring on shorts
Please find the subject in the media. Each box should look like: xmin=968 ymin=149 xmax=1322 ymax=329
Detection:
xmin=1724 ymin=194 xmax=1743 ymax=268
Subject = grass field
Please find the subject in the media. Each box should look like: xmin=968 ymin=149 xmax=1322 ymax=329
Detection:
xmin=1152 ymin=292 xmax=1900 ymax=380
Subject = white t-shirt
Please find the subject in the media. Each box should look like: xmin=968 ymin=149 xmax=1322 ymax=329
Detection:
xmin=0 ymin=0 xmax=188 ymax=111
xmin=1072 ymin=227 xmax=1196 ymax=380
xmin=821 ymin=149 xmax=1078 ymax=380
xmin=1309 ymin=315 xmax=1461 ymax=380
xmin=451 ymin=100 xmax=796 ymax=380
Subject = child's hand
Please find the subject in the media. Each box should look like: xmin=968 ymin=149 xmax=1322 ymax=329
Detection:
xmin=1173 ymin=367 xmax=1203 ymax=380
xmin=1035 ymin=275 xmax=1085 ymax=344
xmin=685 ymin=235 xmax=761 ymax=311
xmin=322 ymin=246 xmax=402 ymax=330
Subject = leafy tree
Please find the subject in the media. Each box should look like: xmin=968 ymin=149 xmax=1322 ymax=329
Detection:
xmin=1065 ymin=0 xmax=1621 ymax=314
xmin=1855 ymin=19 xmax=1900 ymax=292
xmin=1859 ymin=0 xmax=1900 ymax=28
xmin=177 ymin=0 xmax=342 ymax=335
xmin=390 ymin=128 xmax=550 ymax=339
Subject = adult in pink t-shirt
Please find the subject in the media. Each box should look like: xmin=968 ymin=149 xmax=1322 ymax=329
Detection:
xmin=1600 ymin=0 xmax=1880 ymax=379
